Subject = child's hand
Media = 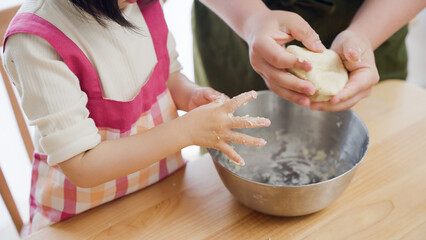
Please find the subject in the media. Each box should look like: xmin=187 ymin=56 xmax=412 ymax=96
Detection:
xmin=243 ymin=10 xmax=325 ymax=107
xmin=187 ymin=86 xmax=227 ymax=111
xmin=310 ymin=30 xmax=380 ymax=111
xmin=182 ymin=90 xmax=271 ymax=165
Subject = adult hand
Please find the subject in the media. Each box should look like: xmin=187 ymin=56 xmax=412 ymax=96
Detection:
xmin=310 ymin=29 xmax=379 ymax=111
xmin=183 ymin=91 xmax=271 ymax=165
xmin=244 ymin=10 xmax=325 ymax=106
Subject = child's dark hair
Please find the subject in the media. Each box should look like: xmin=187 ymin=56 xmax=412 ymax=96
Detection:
xmin=69 ymin=0 xmax=156 ymax=28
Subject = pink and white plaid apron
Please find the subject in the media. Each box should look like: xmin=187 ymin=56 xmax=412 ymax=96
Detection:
xmin=3 ymin=0 xmax=185 ymax=234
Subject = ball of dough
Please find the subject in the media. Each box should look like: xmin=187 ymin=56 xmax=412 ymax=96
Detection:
xmin=286 ymin=45 xmax=348 ymax=102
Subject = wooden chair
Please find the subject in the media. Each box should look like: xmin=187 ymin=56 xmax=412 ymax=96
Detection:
xmin=0 ymin=4 xmax=33 ymax=234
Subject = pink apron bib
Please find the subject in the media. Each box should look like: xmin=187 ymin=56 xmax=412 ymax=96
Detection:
xmin=3 ymin=0 xmax=185 ymax=235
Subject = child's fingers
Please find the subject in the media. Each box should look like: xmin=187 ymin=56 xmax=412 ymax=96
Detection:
xmin=224 ymin=131 xmax=267 ymax=147
xmin=189 ymin=88 xmax=228 ymax=110
xmin=217 ymin=142 xmax=245 ymax=166
xmin=225 ymin=90 xmax=257 ymax=112
xmin=231 ymin=116 xmax=271 ymax=128
xmin=204 ymin=88 xmax=228 ymax=102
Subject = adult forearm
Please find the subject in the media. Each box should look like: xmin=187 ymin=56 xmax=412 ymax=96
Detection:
xmin=59 ymin=117 xmax=190 ymax=188
xmin=347 ymin=0 xmax=426 ymax=50
xmin=199 ymin=0 xmax=269 ymax=41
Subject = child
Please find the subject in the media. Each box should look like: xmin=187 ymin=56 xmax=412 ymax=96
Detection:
xmin=2 ymin=0 xmax=270 ymax=234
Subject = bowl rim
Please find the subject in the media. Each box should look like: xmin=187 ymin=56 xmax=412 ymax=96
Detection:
xmin=208 ymin=90 xmax=370 ymax=188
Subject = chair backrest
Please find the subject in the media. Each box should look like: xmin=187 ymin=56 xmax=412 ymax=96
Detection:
xmin=0 ymin=167 xmax=23 ymax=233
xmin=1 ymin=4 xmax=34 ymax=162
xmin=0 ymin=4 xmax=27 ymax=234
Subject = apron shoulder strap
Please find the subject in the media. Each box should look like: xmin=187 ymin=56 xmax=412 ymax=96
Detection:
xmin=3 ymin=13 xmax=103 ymax=98
xmin=138 ymin=0 xmax=169 ymax=60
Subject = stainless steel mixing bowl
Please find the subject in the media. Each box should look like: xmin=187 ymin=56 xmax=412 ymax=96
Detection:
xmin=208 ymin=90 xmax=369 ymax=216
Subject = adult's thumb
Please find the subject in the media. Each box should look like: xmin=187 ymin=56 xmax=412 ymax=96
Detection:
xmin=284 ymin=13 xmax=325 ymax=52
xmin=342 ymin=38 xmax=363 ymax=63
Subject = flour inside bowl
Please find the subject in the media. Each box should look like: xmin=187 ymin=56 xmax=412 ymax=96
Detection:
xmin=215 ymin=130 xmax=354 ymax=186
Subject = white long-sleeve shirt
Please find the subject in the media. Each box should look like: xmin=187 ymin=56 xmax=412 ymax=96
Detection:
xmin=2 ymin=0 xmax=182 ymax=165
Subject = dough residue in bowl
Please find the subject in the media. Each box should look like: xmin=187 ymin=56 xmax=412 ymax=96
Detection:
xmin=216 ymin=131 xmax=354 ymax=186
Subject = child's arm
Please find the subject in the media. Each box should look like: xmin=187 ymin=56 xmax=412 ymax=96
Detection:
xmin=60 ymin=82 xmax=270 ymax=188
xmin=59 ymin=112 xmax=190 ymax=187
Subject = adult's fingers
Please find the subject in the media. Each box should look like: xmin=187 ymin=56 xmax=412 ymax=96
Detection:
xmin=310 ymin=88 xmax=371 ymax=112
xmin=330 ymin=68 xmax=378 ymax=104
xmin=225 ymin=90 xmax=258 ymax=112
xmin=231 ymin=115 xmax=271 ymax=129
xmin=252 ymin=56 xmax=315 ymax=95
xmin=270 ymin=29 xmax=293 ymax=45
xmin=251 ymin=36 xmax=312 ymax=71
xmin=265 ymin=79 xmax=311 ymax=107
xmin=334 ymin=30 xmax=369 ymax=63
xmin=282 ymin=12 xmax=325 ymax=52
xmin=341 ymin=38 xmax=366 ymax=63
xmin=217 ymin=141 xmax=245 ymax=166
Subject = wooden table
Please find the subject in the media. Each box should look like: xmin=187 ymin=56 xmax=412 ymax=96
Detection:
xmin=26 ymin=80 xmax=426 ymax=239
